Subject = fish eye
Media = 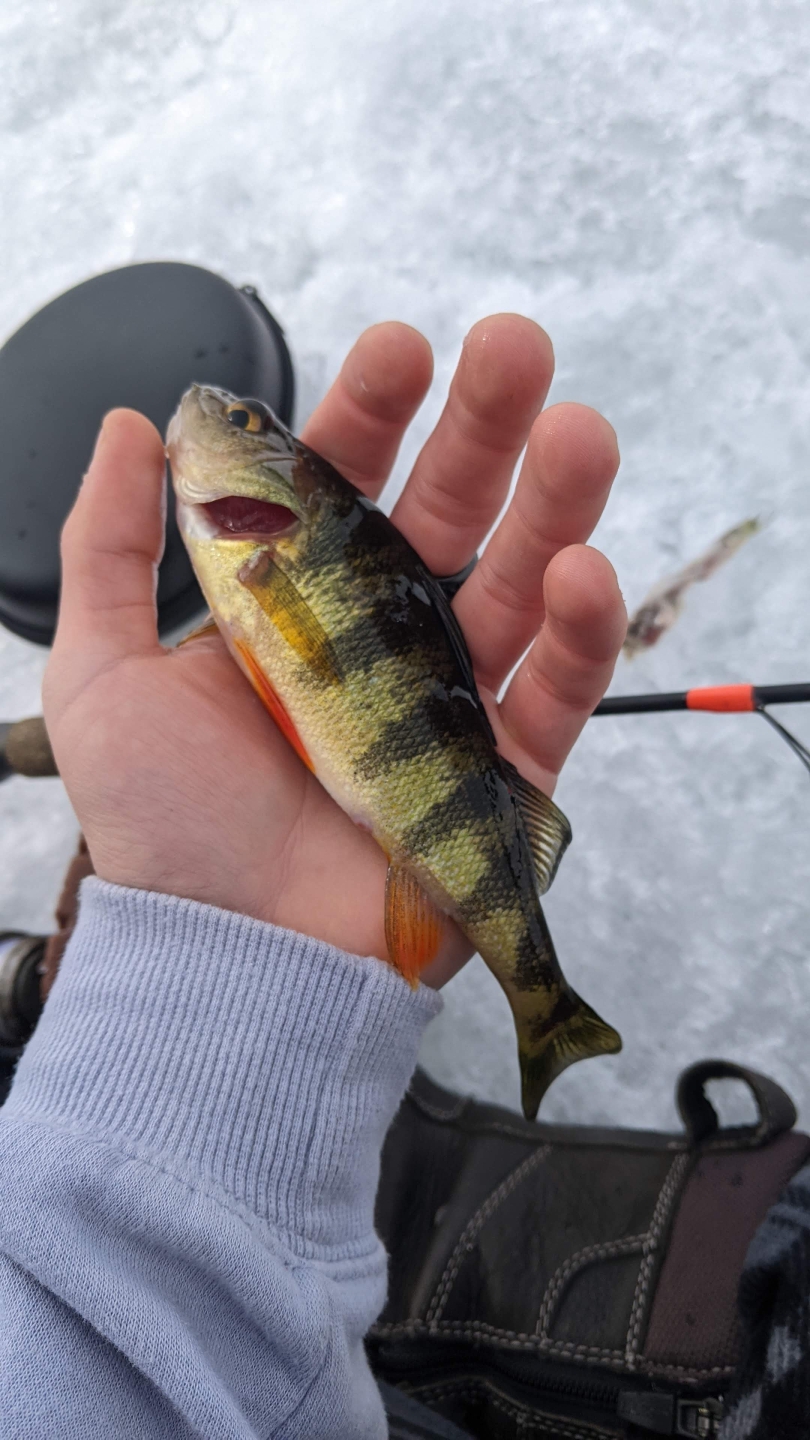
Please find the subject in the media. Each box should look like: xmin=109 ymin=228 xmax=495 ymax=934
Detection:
xmin=225 ymin=401 xmax=265 ymax=433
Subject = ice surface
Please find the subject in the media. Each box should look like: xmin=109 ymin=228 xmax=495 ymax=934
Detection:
xmin=2 ymin=0 xmax=810 ymax=1129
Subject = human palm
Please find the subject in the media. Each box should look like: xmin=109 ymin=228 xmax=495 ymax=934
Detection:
xmin=44 ymin=315 xmax=625 ymax=987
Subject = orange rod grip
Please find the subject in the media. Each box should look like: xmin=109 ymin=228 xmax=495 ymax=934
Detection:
xmin=685 ymin=684 xmax=756 ymax=713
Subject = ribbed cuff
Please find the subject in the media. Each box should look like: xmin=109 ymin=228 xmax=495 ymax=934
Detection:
xmin=6 ymin=879 xmax=441 ymax=1257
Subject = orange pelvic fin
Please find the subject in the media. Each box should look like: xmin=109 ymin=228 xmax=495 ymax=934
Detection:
xmin=384 ymin=863 xmax=444 ymax=988
xmin=177 ymin=614 xmax=220 ymax=647
xmin=234 ymin=639 xmax=314 ymax=772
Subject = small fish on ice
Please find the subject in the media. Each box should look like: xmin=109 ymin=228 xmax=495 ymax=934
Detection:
xmin=623 ymin=518 xmax=762 ymax=660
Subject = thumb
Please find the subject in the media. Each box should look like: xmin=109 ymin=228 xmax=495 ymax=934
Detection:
xmin=47 ymin=409 xmax=166 ymax=711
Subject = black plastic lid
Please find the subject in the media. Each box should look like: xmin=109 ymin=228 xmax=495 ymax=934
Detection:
xmin=0 ymin=262 xmax=295 ymax=645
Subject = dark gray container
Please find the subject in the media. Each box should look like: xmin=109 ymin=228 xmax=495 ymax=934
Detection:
xmin=0 ymin=262 xmax=295 ymax=644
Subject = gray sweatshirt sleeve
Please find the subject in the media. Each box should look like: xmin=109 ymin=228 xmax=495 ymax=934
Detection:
xmin=0 ymin=878 xmax=442 ymax=1438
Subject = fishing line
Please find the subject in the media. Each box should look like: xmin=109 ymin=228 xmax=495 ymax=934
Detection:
xmin=755 ymin=706 xmax=810 ymax=780
xmin=592 ymin=682 xmax=810 ymax=782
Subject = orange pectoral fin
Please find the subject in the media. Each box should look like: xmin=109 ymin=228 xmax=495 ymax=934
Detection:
xmin=234 ymin=639 xmax=314 ymax=772
xmin=384 ymin=863 xmax=445 ymax=988
xmin=238 ymin=551 xmax=342 ymax=686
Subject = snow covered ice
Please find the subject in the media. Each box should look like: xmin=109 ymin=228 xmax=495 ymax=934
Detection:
xmin=1 ymin=0 xmax=810 ymax=1129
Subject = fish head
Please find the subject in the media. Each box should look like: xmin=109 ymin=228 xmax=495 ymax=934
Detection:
xmin=167 ymin=384 xmax=308 ymax=551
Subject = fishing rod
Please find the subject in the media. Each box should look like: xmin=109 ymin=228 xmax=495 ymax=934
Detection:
xmin=4 ymin=683 xmax=810 ymax=780
xmin=595 ymin=681 xmax=810 ymax=714
xmin=594 ymin=682 xmax=810 ymax=777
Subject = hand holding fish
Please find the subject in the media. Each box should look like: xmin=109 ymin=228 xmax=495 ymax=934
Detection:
xmin=44 ymin=315 xmax=626 ymax=1114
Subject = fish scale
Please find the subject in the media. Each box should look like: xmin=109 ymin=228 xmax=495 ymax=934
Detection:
xmin=168 ymin=384 xmax=622 ymax=1117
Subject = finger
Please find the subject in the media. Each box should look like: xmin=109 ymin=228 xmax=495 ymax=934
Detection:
xmin=494 ymin=545 xmax=626 ymax=794
xmin=390 ymin=314 xmax=554 ymax=576
xmin=455 ymin=403 xmax=619 ymax=693
xmin=300 ymin=322 xmax=433 ymax=495
xmin=54 ymin=409 xmax=165 ymax=672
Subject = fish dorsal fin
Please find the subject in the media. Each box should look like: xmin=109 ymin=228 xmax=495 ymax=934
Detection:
xmin=434 ymin=555 xmax=477 ymax=603
xmin=417 ymin=564 xmax=497 ymax=748
xmin=502 ymin=759 xmax=572 ymax=895
xmin=238 ymin=550 xmax=342 ymax=685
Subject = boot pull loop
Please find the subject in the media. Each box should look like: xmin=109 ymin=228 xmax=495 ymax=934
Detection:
xmin=677 ymin=1058 xmax=797 ymax=1148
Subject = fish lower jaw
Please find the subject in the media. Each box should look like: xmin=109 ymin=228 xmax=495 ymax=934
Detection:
xmin=176 ymin=500 xmax=220 ymax=542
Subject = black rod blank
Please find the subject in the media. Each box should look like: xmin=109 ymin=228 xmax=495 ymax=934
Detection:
xmin=594 ymin=683 xmax=810 ymax=716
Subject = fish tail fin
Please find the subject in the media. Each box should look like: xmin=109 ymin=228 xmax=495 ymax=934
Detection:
xmin=519 ymin=991 xmax=621 ymax=1121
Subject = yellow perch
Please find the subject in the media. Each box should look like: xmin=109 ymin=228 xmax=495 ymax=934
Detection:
xmin=168 ymin=385 xmax=621 ymax=1118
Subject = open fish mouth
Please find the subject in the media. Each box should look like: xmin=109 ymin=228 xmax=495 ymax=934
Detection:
xmin=201 ymin=495 xmax=300 ymax=538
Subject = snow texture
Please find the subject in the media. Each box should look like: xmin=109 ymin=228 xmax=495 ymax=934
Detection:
xmin=1 ymin=0 xmax=810 ymax=1130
